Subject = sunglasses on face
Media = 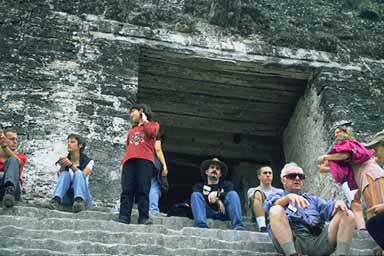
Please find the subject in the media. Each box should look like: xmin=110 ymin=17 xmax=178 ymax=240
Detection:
xmin=284 ymin=173 xmax=306 ymax=180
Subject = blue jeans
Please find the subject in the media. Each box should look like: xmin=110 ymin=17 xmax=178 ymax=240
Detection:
xmin=149 ymin=177 xmax=161 ymax=213
xmin=0 ymin=157 xmax=21 ymax=200
xmin=191 ymin=191 xmax=244 ymax=230
xmin=53 ymin=170 xmax=92 ymax=207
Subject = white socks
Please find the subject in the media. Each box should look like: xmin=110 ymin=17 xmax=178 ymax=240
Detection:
xmin=340 ymin=182 xmax=357 ymax=205
xmin=256 ymin=216 xmax=266 ymax=229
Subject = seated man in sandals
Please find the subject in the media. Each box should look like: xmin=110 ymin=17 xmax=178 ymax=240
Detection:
xmin=264 ymin=163 xmax=355 ymax=256
xmin=247 ymin=166 xmax=283 ymax=232
xmin=49 ymin=134 xmax=94 ymax=213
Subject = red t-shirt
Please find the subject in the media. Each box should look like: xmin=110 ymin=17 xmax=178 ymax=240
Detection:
xmin=121 ymin=121 xmax=160 ymax=165
xmin=0 ymin=153 xmax=27 ymax=181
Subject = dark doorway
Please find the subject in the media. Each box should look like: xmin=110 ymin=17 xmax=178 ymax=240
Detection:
xmin=158 ymin=152 xmax=202 ymax=213
xmin=158 ymin=151 xmax=283 ymax=215
xmin=137 ymin=47 xmax=310 ymax=215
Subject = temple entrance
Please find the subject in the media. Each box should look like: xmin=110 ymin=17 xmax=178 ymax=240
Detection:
xmin=137 ymin=47 xmax=311 ymax=215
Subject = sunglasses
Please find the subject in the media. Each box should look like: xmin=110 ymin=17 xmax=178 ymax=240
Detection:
xmin=284 ymin=173 xmax=305 ymax=180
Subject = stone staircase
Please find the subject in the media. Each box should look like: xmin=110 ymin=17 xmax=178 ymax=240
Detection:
xmin=0 ymin=204 xmax=377 ymax=256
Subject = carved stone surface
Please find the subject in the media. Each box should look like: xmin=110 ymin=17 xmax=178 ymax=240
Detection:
xmin=1 ymin=0 xmax=383 ymax=204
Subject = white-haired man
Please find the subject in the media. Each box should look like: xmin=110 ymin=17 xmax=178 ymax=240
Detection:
xmin=263 ymin=163 xmax=355 ymax=256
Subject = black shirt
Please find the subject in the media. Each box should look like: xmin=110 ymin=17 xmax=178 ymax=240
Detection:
xmin=192 ymin=180 xmax=234 ymax=211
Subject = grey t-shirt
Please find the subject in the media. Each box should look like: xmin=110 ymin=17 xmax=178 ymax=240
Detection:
xmin=247 ymin=185 xmax=283 ymax=205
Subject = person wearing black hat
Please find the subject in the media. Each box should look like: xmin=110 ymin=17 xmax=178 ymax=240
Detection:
xmin=190 ymin=158 xmax=244 ymax=230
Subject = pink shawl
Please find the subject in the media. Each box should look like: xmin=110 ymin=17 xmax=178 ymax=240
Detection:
xmin=328 ymin=139 xmax=374 ymax=190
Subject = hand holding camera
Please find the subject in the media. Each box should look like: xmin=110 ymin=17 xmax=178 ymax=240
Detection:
xmin=0 ymin=132 xmax=8 ymax=147
xmin=140 ymin=112 xmax=148 ymax=123
xmin=56 ymin=157 xmax=73 ymax=169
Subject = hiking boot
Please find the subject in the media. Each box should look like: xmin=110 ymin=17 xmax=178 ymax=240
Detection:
xmin=116 ymin=215 xmax=131 ymax=225
xmin=48 ymin=196 xmax=61 ymax=210
xmin=139 ymin=217 xmax=153 ymax=225
xmin=3 ymin=185 xmax=16 ymax=208
xmin=72 ymin=197 xmax=86 ymax=213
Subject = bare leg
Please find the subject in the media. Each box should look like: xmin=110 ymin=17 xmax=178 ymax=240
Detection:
xmin=269 ymin=205 xmax=296 ymax=255
xmin=253 ymin=191 xmax=266 ymax=217
xmin=328 ymin=210 xmax=355 ymax=255
xmin=351 ymin=200 xmax=366 ymax=230
xmin=253 ymin=191 xmax=267 ymax=231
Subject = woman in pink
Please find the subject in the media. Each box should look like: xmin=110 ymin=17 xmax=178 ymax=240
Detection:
xmin=118 ymin=104 xmax=160 ymax=225
xmin=319 ymin=125 xmax=384 ymax=242
xmin=319 ymin=125 xmax=368 ymax=230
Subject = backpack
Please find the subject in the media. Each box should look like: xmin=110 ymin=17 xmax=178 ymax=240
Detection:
xmin=167 ymin=200 xmax=193 ymax=219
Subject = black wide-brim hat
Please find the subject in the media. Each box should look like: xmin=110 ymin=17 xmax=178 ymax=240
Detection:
xmin=200 ymin=158 xmax=228 ymax=179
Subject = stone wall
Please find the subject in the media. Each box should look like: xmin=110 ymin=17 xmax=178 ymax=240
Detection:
xmin=283 ymin=78 xmax=332 ymax=198
xmin=1 ymin=0 xmax=384 ymax=204
xmin=284 ymin=67 xmax=384 ymax=198
xmin=0 ymin=2 xmax=140 ymax=203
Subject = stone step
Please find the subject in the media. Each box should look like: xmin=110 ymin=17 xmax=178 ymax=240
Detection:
xmin=350 ymin=248 xmax=376 ymax=256
xmin=0 ymin=215 xmax=376 ymax=251
xmin=0 ymin=206 xmax=376 ymax=254
xmin=0 ymin=248 xmax=113 ymax=256
xmin=0 ymin=205 xmax=258 ymax=231
xmin=181 ymin=227 xmax=376 ymax=250
xmin=0 ymin=205 xmax=113 ymax=221
xmin=0 ymin=236 xmax=278 ymax=256
xmin=0 ymin=225 xmax=276 ymax=252
xmin=181 ymin=226 xmax=271 ymax=242
xmin=0 ymin=215 xmax=268 ymax=243
xmin=0 ymin=215 xmax=177 ymax=235
xmin=0 ymin=248 xmax=375 ymax=256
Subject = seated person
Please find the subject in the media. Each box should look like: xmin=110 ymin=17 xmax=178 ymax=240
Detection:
xmin=364 ymin=130 xmax=384 ymax=251
xmin=247 ymin=166 xmax=283 ymax=232
xmin=49 ymin=134 xmax=94 ymax=213
xmin=264 ymin=162 xmax=355 ymax=256
xmin=190 ymin=158 xmax=244 ymax=230
xmin=0 ymin=128 xmax=27 ymax=207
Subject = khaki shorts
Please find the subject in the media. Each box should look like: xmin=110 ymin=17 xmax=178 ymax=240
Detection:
xmin=271 ymin=226 xmax=336 ymax=256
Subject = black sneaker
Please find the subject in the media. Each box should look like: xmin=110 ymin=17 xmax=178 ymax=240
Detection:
xmin=48 ymin=196 xmax=61 ymax=210
xmin=72 ymin=197 xmax=86 ymax=213
xmin=259 ymin=226 xmax=267 ymax=233
xmin=116 ymin=215 xmax=131 ymax=224
xmin=3 ymin=185 xmax=16 ymax=208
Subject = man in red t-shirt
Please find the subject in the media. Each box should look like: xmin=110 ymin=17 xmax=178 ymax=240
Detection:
xmin=0 ymin=128 xmax=27 ymax=208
